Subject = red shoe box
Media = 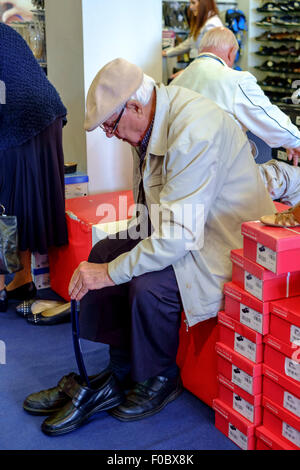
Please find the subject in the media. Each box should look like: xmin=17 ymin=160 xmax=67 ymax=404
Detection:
xmin=256 ymin=425 xmax=296 ymax=450
xmin=241 ymin=220 xmax=300 ymax=275
xmin=263 ymin=364 xmax=300 ymax=420
xmin=231 ymin=249 xmax=300 ymax=302
xmin=262 ymin=396 xmax=300 ymax=449
xmin=264 ymin=335 xmax=300 ymax=384
xmin=269 ymin=296 xmax=300 ymax=348
xmin=218 ymin=373 xmax=262 ymax=425
xmin=213 ymin=398 xmax=256 ymax=450
xmin=218 ymin=311 xmax=263 ymax=364
xmin=176 ymin=316 xmax=218 ymax=408
xmin=48 ymin=191 xmax=134 ymax=300
xmin=224 ymin=282 xmax=270 ymax=335
xmin=216 ymin=342 xmax=263 ymax=396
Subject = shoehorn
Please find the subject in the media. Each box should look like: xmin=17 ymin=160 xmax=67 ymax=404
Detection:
xmin=71 ymin=300 xmax=91 ymax=388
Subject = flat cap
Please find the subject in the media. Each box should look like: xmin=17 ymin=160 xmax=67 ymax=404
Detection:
xmin=84 ymin=58 xmax=144 ymax=131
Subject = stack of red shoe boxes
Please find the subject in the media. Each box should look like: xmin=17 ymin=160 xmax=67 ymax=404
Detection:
xmin=213 ymin=217 xmax=300 ymax=450
xmin=258 ymin=295 xmax=300 ymax=450
xmin=242 ymin=220 xmax=300 ymax=450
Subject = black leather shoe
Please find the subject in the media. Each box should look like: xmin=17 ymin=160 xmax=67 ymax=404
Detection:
xmin=23 ymin=372 xmax=80 ymax=415
xmin=0 ymin=289 xmax=8 ymax=312
xmin=41 ymin=371 xmax=125 ymax=436
xmin=110 ymin=375 xmax=183 ymax=422
xmin=6 ymin=281 xmax=37 ymax=301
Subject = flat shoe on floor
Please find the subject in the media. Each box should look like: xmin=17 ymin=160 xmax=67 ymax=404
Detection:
xmin=16 ymin=299 xmax=65 ymax=317
xmin=26 ymin=302 xmax=71 ymax=325
xmin=260 ymin=202 xmax=300 ymax=227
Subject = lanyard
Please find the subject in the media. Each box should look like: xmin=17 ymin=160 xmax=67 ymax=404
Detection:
xmin=196 ymin=54 xmax=225 ymax=66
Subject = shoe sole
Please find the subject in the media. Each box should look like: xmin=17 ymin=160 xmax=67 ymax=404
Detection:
xmin=41 ymin=396 xmax=124 ymax=436
xmin=110 ymin=385 xmax=183 ymax=422
xmin=23 ymin=404 xmax=64 ymax=416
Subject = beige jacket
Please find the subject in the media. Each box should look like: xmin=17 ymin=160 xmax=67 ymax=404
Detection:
xmin=108 ymin=84 xmax=275 ymax=327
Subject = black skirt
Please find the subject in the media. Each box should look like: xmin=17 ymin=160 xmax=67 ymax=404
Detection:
xmin=0 ymin=118 xmax=68 ymax=254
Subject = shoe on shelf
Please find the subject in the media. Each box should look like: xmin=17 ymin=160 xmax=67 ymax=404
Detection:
xmin=26 ymin=302 xmax=71 ymax=325
xmin=257 ymin=2 xmax=281 ymax=12
xmin=256 ymin=31 xmax=273 ymax=41
xmin=0 ymin=289 xmax=8 ymax=313
xmin=280 ymin=1 xmax=300 ymax=12
xmin=41 ymin=371 xmax=125 ymax=436
xmin=110 ymin=375 xmax=183 ymax=422
xmin=277 ymin=15 xmax=300 ymax=25
xmin=256 ymin=15 xmax=279 ymax=25
xmin=16 ymin=299 xmax=65 ymax=318
xmin=260 ymin=59 xmax=275 ymax=69
xmin=6 ymin=281 xmax=37 ymax=301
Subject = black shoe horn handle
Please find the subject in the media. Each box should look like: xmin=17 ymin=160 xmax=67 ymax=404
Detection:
xmin=71 ymin=300 xmax=91 ymax=388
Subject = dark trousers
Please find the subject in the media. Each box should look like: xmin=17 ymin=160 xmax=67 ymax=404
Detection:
xmin=79 ymin=232 xmax=183 ymax=382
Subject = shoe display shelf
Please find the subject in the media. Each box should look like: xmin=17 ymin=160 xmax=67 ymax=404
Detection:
xmin=253 ymin=1 xmax=300 ymax=105
xmin=9 ymin=7 xmax=47 ymax=73
xmin=213 ymin=202 xmax=300 ymax=450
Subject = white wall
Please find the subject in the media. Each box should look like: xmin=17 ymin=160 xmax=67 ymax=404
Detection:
xmin=45 ymin=0 xmax=87 ymax=174
xmin=45 ymin=0 xmax=162 ymax=194
xmin=81 ymin=0 xmax=163 ymax=194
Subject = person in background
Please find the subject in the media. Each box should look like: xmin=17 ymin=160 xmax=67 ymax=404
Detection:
xmin=171 ymin=26 xmax=300 ymax=203
xmin=0 ymin=0 xmax=33 ymax=23
xmin=162 ymin=0 xmax=222 ymax=76
xmin=23 ymin=58 xmax=274 ymax=436
xmin=0 ymin=23 xmax=68 ymax=312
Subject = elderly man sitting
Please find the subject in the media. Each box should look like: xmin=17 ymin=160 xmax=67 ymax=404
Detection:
xmin=23 ymin=58 xmax=275 ymax=436
xmin=171 ymin=26 xmax=300 ymax=204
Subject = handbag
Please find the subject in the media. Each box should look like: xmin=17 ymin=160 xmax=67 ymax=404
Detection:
xmin=0 ymin=204 xmax=22 ymax=274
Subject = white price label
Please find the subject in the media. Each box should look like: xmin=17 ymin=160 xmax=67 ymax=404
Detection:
xmin=234 ymin=333 xmax=257 ymax=363
xmin=256 ymin=243 xmax=277 ymax=273
xmin=290 ymin=325 xmax=300 ymax=346
xmin=285 ymin=357 xmax=300 ymax=382
xmin=244 ymin=271 xmax=263 ymax=300
xmin=240 ymin=304 xmax=263 ymax=334
xmin=232 ymin=364 xmax=253 ymax=394
xmin=233 ymin=394 xmax=254 ymax=423
xmin=228 ymin=423 xmax=248 ymax=450
xmin=282 ymin=422 xmax=300 ymax=448
xmin=283 ymin=391 xmax=300 ymax=418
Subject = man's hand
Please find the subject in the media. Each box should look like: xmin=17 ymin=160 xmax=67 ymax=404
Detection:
xmin=68 ymin=261 xmax=115 ymax=301
xmin=286 ymin=146 xmax=300 ymax=167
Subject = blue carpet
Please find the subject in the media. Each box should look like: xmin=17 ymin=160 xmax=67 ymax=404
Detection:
xmin=0 ymin=288 xmax=239 ymax=451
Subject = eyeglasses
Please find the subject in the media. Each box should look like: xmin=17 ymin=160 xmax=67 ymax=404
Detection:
xmin=100 ymin=105 xmax=126 ymax=135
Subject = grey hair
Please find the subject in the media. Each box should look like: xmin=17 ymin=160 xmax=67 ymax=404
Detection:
xmin=114 ymin=73 xmax=156 ymax=115
xmin=199 ymin=26 xmax=239 ymax=53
